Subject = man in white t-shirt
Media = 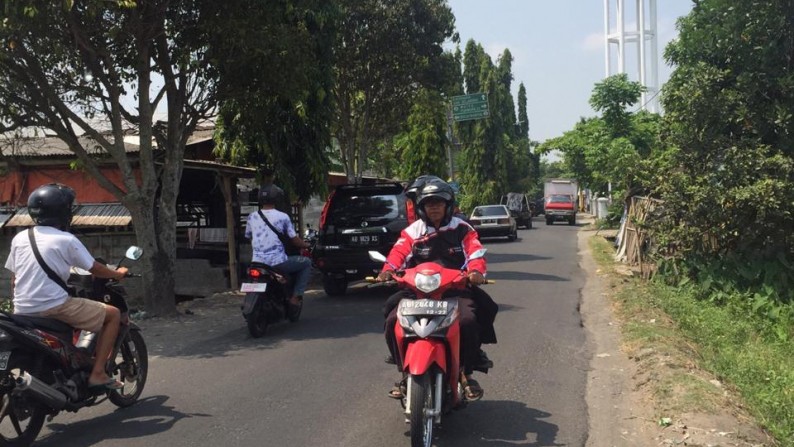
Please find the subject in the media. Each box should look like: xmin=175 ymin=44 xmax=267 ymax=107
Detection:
xmin=245 ymin=184 xmax=311 ymax=314
xmin=4 ymin=184 xmax=129 ymax=390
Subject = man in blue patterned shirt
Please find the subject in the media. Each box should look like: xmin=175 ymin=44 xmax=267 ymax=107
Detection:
xmin=245 ymin=184 xmax=312 ymax=312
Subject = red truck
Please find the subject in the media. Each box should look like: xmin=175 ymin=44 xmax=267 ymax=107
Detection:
xmin=544 ymin=179 xmax=578 ymax=225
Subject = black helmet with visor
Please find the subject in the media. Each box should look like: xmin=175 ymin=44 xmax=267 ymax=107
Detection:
xmin=416 ymin=179 xmax=455 ymax=226
xmin=27 ymin=183 xmax=76 ymax=230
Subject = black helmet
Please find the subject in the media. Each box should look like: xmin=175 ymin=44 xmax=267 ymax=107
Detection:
xmin=416 ymin=179 xmax=455 ymax=226
xmin=405 ymin=175 xmax=443 ymax=203
xmin=27 ymin=183 xmax=76 ymax=229
xmin=259 ymin=183 xmax=285 ymax=206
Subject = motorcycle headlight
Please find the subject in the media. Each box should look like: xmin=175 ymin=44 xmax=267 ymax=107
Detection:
xmin=398 ymin=314 xmax=411 ymax=330
xmin=414 ymin=273 xmax=441 ymax=293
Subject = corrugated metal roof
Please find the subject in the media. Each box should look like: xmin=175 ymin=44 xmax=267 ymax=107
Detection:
xmin=3 ymin=203 xmax=132 ymax=227
xmin=0 ymin=135 xmax=141 ymax=158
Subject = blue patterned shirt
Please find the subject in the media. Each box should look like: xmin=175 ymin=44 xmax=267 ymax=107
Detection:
xmin=244 ymin=209 xmax=297 ymax=265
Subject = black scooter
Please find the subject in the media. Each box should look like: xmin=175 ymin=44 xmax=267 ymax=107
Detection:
xmin=240 ymin=262 xmax=301 ymax=337
xmin=0 ymin=246 xmax=147 ymax=446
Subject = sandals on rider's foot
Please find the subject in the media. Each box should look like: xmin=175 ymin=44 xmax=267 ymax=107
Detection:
xmin=464 ymin=379 xmax=483 ymax=401
xmin=388 ymin=380 xmax=406 ymax=399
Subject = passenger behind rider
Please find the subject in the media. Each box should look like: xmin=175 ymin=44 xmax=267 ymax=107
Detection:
xmin=4 ymin=184 xmax=129 ymax=390
xmin=376 ymin=178 xmax=490 ymax=400
xmin=244 ymin=184 xmax=312 ymax=316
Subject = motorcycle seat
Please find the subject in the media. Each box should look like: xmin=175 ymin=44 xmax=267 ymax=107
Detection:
xmin=249 ymin=262 xmax=292 ymax=283
xmin=9 ymin=314 xmax=74 ymax=340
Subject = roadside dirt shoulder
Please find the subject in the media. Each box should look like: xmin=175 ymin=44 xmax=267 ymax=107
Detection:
xmin=578 ymin=220 xmax=773 ymax=447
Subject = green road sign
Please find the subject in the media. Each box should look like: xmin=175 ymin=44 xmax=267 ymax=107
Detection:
xmin=452 ymin=93 xmax=489 ymax=122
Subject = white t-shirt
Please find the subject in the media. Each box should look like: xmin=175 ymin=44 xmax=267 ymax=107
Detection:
xmin=4 ymin=226 xmax=95 ymax=314
xmin=244 ymin=208 xmax=296 ymax=265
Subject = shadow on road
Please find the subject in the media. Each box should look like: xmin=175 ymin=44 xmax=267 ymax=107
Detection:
xmin=35 ymin=395 xmax=210 ymax=447
xmin=434 ymin=400 xmax=563 ymax=446
xmin=140 ymin=283 xmax=394 ymax=360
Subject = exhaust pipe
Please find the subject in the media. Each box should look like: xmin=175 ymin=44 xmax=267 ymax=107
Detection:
xmin=14 ymin=372 xmax=67 ymax=411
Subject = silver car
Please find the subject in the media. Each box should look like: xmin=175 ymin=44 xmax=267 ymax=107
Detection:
xmin=469 ymin=205 xmax=517 ymax=241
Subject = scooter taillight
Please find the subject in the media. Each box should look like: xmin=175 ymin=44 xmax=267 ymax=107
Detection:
xmin=248 ymin=268 xmax=262 ymax=279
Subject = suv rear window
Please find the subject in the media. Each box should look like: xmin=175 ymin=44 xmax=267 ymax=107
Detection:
xmin=328 ymin=193 xmax=405 ymax=225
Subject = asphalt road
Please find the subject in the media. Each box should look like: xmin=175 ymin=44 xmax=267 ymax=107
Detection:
xmin=34 ymin=216 xmax=591 ymax=447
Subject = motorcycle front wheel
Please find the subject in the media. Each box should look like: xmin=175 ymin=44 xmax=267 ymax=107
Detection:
xmin=0 ymin=356 xmax=48 ymax=447
xmin=409 ymin=372 xmax=434 ymax=447
xmin=108 ymin=329 xmax=148 ymax=408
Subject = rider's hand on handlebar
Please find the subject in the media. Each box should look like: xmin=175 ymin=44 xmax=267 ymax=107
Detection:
xmin=467 ymin=271 xmax=486 ymax=285
xmin=115 ymin=267 xmax=129 ymax=281
xmin=376 ymin=270 xmax=394 ymax=282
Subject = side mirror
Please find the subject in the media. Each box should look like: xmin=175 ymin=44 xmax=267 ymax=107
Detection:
xmin=368 ymin=251 xmax=387 ymax=263
xmin=125 ymin=246 xmax=143 ymax=261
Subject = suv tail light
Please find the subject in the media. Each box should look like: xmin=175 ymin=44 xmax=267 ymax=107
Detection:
xmin=319 ymin=190 xmax=335 ymax=231
xmin=406 ymin=199 xmax=416 ymax=224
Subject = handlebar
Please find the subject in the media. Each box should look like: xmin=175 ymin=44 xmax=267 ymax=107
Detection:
xmin=364 ymin=275 xmax=494 ymax=285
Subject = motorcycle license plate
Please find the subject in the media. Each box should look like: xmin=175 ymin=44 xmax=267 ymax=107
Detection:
xmin=0 ymin=351 xmax=10 ymax=370
xmin=399 ymin=299 xmax=449 ymax=316
xmin=241 ymin=283 xmax=267 ymax=293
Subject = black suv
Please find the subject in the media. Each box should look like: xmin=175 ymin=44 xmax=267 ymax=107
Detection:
xmin=312 ymin=182 xmax=413 ymax=296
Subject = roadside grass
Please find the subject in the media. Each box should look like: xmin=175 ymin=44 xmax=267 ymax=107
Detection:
xmin=589 ymin=235 xmax=793 ymax=445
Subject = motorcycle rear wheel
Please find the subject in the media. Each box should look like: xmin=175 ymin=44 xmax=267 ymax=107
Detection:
xmin=246 ymin=302 xmax=268 ymax=338
xmin=409 ymin=372 xmax=434 ymax=447
xmin=0 ymin=357 xmax=48 ymax=447
xmin=108 ymin=330 xmax=148 ymax=408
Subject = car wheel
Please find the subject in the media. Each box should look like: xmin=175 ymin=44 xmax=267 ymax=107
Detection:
xmin=546 ymin=217 xmax=553 ymax=225
xmin=322 ymin=275 xmax=348 ymax=296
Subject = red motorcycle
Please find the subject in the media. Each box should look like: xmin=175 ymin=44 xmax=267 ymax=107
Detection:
xmin=368 ymin=249 xmax=489 ymax=447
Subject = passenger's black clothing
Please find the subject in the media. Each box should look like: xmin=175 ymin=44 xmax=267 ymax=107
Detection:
xmin=384 ymin=291 xmax=480 ymax=374
xmin=471 ymin=286 xmax=498 ymax=344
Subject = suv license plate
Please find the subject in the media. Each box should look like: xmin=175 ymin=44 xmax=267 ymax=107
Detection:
xmin=350 ymin=235 xmax=379 ymax=245
xmin=0 ymin=351 xmax=10 ymax=370
xmin=241 ymin=283 xmax=267 ymax=293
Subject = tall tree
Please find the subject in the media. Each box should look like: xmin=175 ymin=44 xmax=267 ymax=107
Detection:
xmin=0 ymin=1 xmax=328 ymax=315
xmin=516 ymin=82 xmax=538 ymax=193
xmin=0 ymin=0 xmax=219 ymax=315
xmin=589 ymin=73 xmax=644 ymax=138
xmin=393 ymin=88 xmax=448 ymax=181
xmin=659 ymin=0 xmax=794 ymax=258
xmin=332 ymin=0 xmax=455 ymax=182
xmin=210 ymin=0 xmax=337 ymax=202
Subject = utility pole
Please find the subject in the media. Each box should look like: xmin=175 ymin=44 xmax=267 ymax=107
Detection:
xmin=445 ymin=104 xmax=455 ymax=180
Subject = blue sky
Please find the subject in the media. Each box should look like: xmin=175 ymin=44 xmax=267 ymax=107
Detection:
xmin=445 ymin=0 xmax=694 ymax=143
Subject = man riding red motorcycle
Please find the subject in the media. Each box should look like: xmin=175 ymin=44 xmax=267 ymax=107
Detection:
xmin=377 ymin=178 xmax=492 ymax=400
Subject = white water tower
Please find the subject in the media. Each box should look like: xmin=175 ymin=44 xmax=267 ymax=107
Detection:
xmin=604 ymin=0 xmax=660 ymax=113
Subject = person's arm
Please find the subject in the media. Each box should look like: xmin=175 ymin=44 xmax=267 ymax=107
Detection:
xmin=88 ymin=261 xmax=128 ymax=281
xmin=290 ymin=235 xmax=310 ymax=249
xmin=9 ymin=273 xmax=14 ymax=297
xmin=461 ymin=228 xmax=487 ymax=283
